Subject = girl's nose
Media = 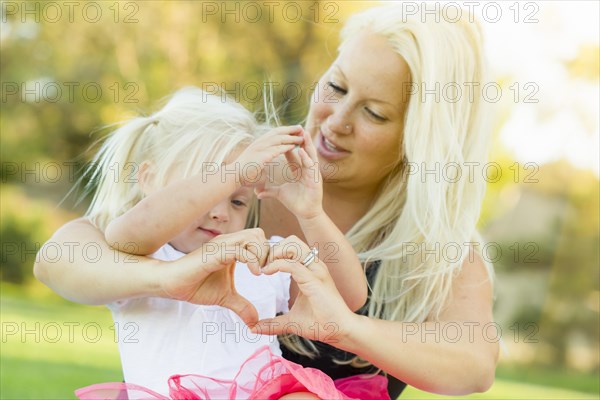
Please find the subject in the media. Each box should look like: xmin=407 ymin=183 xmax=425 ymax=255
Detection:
xmin=209 ymin=202 xmax=229 ymax=222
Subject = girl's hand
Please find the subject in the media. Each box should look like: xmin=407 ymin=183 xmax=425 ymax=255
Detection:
xmin=255 ymin=130 xmax=323 ymax=220
xmin=158 ymin=228 xmax=270 ymax=327
xmin=203 ymin=228 xmax=270 ymax=274
xmin=234 ymin=126 xmax=304 ymax=187
xmin=253 ymin=235 xmax=357 ymax=344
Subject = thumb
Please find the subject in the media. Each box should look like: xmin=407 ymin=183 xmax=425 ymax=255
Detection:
xmin=223 ymin=294 xmax=259 ymax=328
xmin=256 ymin=185 xmax=281 ymax=200
xmin=250 ymin=314 xmax=291 ymax=336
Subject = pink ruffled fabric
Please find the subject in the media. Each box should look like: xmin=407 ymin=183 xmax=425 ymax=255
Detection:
xmin=75 ymin=346 xmax=390 ymax=400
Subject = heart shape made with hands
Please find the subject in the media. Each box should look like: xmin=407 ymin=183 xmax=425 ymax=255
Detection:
xmin=162 ymin=254 xmax=259 ymax=327
xmin=164 ymin=237 xmax=309 ymax=328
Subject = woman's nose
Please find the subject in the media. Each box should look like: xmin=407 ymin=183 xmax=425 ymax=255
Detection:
xmin=326 ymin=102 xmax=353 ymax=135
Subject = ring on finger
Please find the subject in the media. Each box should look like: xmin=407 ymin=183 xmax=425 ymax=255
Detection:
xmin=301 ymin=247 xmax=319 ymax=267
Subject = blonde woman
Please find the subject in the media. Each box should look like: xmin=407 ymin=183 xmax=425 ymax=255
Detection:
xmin=35 ymin=4 xmax=498 ymax=398
xmin=254 ymin=5 xmax=498 ymax=397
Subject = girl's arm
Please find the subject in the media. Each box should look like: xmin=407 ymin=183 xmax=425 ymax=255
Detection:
xmin=106 ymin=126 xmax=304 ymax=255
xmin=105 ymin=166 xmax=239 ymax=255
xmin=256 ymin=131 xmax=367 ymax=311
xmin=255 ymin=254 xmax=499 ymax=395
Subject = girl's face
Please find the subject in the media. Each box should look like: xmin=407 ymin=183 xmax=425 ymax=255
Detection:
xmin=170 ymin=186 xmax=254 ymax=254
xmin=306 ymin=32 xmax=411 ymax=194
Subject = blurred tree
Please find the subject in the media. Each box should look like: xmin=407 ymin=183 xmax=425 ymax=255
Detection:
xmin=537 ymin=162 xmax=599 ymax=372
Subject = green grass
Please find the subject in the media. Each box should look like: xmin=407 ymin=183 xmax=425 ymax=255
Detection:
xmin=1 ymin=283 xmax=122 ymax=399
xmin=495 ymin=364 xmax=599 ymax=395
xmin=1 ymin=282 xmax=598 ymax=399
xmin=402 ymin=384 xmax=598 ymax=399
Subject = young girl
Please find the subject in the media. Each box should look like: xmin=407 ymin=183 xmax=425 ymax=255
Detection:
xmin=73 ymin=87 xmax=378 ymax=399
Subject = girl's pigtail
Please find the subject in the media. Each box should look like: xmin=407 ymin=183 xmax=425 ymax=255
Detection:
xmin=85 ymin=116 xmax=158 ymax=231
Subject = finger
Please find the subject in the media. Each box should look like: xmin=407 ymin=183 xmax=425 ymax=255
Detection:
xmin=255 ymin=185 xmax=281 ymax=200
xmin=253 ymin=182 xmax=265 ymax=195
xmin=238 ymin=247 xmax=261 ymax=275
xmin=215 ymin=238 xmax=259 ymax=274
xmin=223 ymin=294 xmax=259 ymax=327
xmin=262 ymin=135 xmax=303 ymax=149
xmin=260 ymin=126 xmax=304 ymax=145
xmin=298 ymin=148 xmax=316 ymax=170
xmin=247 ymin=227 xmax=267 ymax=242
xmin=282 ymin=134 xmax=305 ymax=145
xmin=197 ymin=245 xmax=235 ymax=273
xmin=243 ymin=229 xmax=270 ymax=272
xmin=250 ymin=314 xmax=290 ymax=336
xmin=303 ymin=130 xmax=319 ymax=162
xmin=284 ymin=145 xmax=301 ymax=166
xmin=266 ymin=125 xmax=304 ymax=138
xmin=240 ymin=227 xmax=270 ymax=268
xmin=261 ymin=259 xmax=315 ymax=285
xmin=257 ymin=238 xmax=271 ymax=270
xmin=299 ymin=148 xmax=322 ymax=185
xmin=269 ymin=236 xmax=311 ymax=263
xmin=266 ymin=254 xmax=332 ymax=287
xmin=265 ymin=144 xmax=299 ymax=162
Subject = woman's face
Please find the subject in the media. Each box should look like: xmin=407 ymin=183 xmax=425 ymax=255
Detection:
xmin=306 ymin=32 xmax=411 ymax=194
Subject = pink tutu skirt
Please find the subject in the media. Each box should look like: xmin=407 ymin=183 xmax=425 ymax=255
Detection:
xmin=75 ymin=345 xmax=390 ymax=400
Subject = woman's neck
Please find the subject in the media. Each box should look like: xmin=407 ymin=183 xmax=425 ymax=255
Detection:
xmin=322 ymin=182 xmax=379 ymax=235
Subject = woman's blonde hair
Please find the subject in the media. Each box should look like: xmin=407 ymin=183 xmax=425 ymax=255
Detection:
xmin=284 ymin=5 xmax=495 ymax=366
xmin=85 ymin=87 xmax=266 ymax=231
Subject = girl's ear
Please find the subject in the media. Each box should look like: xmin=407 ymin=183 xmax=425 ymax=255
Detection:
xmin=138 ymin=160 xmax=155 ymax=196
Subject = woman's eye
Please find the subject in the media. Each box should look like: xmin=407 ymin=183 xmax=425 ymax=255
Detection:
xmin=327 ymin=81 xmax=347 ymax=94
xmin=365 ymin=107 xmax=386 ymax=121
xmin=231 ymin=199 xmax=246 ymax=207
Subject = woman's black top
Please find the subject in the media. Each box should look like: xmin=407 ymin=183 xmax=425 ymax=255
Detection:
xmin=281 ymin=261 xmax=407 ymax=398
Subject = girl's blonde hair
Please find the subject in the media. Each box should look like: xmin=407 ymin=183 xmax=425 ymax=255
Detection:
xmin=85 ymin=87 xmax=266 ymax=231
xmin=284 ymin=5 xmax=495 ymax=366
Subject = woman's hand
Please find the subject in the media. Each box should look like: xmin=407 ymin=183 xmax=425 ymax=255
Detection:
xmin=255 ymin=130 xmax=324 ymax=220
xmin=233 ymin=126 xmax=304 ymax=187
xmin=252 ymin=235 xmax=358 ymax=344
xmin=159 ymin=228 xmax=270 ymax=327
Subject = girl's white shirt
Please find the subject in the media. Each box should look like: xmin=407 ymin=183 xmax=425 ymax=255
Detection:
xmin=108 ymin=236 xmax=290 ymax=396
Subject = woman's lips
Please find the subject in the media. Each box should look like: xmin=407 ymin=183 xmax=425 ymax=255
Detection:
xmin=316 ymin=131 xmax=351 ymax=160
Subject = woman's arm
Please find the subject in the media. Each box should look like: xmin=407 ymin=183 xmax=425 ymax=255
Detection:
xmin=341 ymin=256 xmax=498 ymax=394
xmin=255 ymin=254 xmax=498 ymax=395
xmin=296 ymin=212 xmax=368 ymax=311
xmin=34 ymin=218 xmax=164 ymax=305
xmin=34 ymin=218 xmax=267 ymax=326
